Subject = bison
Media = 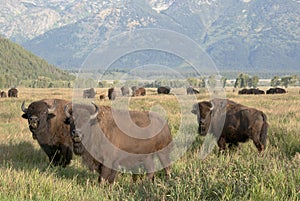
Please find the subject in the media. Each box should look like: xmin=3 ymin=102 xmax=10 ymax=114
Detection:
xmin=238 ymin=88 xmax=265 ymax=95
xmin=186 ymin=87 xmax=199 ymax=95
xmin=157 ymin=86 xmax=171 ymax=94
xmin=121 ymin=86 xmax=130 ymax=96
xmin=64 ymin=103 xmax=173 ymax=183
xmin=132 ymin=87 xmax=146 ymax=97
xmin=8 ymin=88 xmax=18 ymax=97
xmin=21 ymin=99 xmax=73 ymax=167
xmin=266 ymin=87 xmax=286 ymax=94
xmin=83 ymin=88 xmax=96 ymax=98
xmin=0 ymin=91 xmax=7 ymax=98
xmin=191 ymin=98 xmax=268 ymax=154
xmin=108 ymin=88 xmax=116 ymax=100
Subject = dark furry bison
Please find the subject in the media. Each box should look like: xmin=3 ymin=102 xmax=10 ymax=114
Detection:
xmin=83 ymin=88 xmax=96 ymax=98
xmin=238 ymin=88 xmax=265 ymax=95
xmin=64 ymin=103 xmax=173 ymax=183
xmin=132 ymin=87 xmax=146 ymax=97
xmin=186 ymin=87 xmax=199 ymax=95
xmin=108 ymin=88 xmax=116 ymax=100
xmin=121 ymin=86 xmax=130 ymax=96
xmin=191 ymin=98 xmax=268 ymax=154
xmin=266 ymin=87 xmax=286 ymax=94
xmin=157 ymin=86 xmax=171 ymax=94
xmin=0 ymin=91 xmax=7 ymax=98
xmin=8 ymin=88 xmax=18 ymax=97
xmin=21 ymin=99 xmax=73 ymax=167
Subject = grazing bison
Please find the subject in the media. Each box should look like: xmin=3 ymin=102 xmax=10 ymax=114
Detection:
xmin=21 ymin=99 xmax=73 ymax=167
xmin=8 ymin=88 xmax=18 ymax=97
xmin=108 ymin=88 xmax=116 ymax=100
xmin=83 ymin=88 xmax=96 ymax=98
xmin=266 ymin=87 xmax=286 ymax=94
xmin=186 ymin=87 xmax=199 ymax=95
xmin=238 ymin=88 xmax=265 ymax=95
xmin=157 ymin=86 xmax=171 ymax=94
xmin=64 ymin=103 xmax=173 ymax=183
xmin=121 ymin=86 xmax=130 ymax=96
xmin=0 ymin=91 xmax=7 ymax=98
xmin=132 ymin=87 xmax=146 ymax=97
xmin=191 ymin=98 xmax=268 ymax=154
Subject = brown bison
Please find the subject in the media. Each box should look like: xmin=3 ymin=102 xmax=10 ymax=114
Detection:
xmin=8 ymin=88 xmax=18 ymax=97
xmin=132 ymin=87 xmax=146 ymax=97
xmin=64 ymin=103 xmax=173 ymax=183
xmin=0 ymin=91 xmax=7 ymax=98
xmin=191 ymin=98 xmax=268 ymax=154
xmin=108 ymin=88 xmax=116 ymax=100
xmin=186 ymin=87 xmax=199 ymax=95
xmin=83 ymin=88 xmax=96 ymax=98
xmin=157 ymin=86 xmax=171 ymax=94
xmin=238 ymin=88 xmax=265 ymax=95
xmin=21 ymin=99 xmax=73 ymax=167
xmin=266 ymin=87 xmax=286 ymax=94
xmin=121 ymin=86 xmax=130 ymax=96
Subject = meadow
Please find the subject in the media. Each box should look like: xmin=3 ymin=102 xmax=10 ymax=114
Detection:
xmin=0 ymin=87 xmax=299 ymax=201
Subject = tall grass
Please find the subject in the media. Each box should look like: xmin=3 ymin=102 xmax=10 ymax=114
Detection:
xmin=0 ymin=87 xmax=299 ymax=200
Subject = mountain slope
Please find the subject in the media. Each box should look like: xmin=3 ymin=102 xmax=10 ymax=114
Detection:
xmin=0 ymin=37 xmax=74 ymax=88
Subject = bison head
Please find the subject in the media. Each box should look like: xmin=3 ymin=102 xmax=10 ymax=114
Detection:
xmin=64 ymin=103 xmax=99 ymax=155
xmin=191 ymin=101 xmax=213 ymax=136
xmin=21 ymin=101 xmax=56 ymax=139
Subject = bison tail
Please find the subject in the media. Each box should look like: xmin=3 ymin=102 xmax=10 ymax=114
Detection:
xmin=260 ymin=113 xmax=268 ymax=148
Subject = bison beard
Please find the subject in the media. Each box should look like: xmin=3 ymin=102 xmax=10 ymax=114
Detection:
xmin=64 ymin=103 xmax=173 ymax=183
xmin=191 ymin=98 xmax=268 ymax=155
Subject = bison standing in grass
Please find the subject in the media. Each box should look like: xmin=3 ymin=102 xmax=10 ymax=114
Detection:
xmin=132 ymin=87 xmax=146 ymax=97
xmin=21 ymin=99 xmax=73 ymax=167
xmin=64 ymin=103 xmax=173 ymax=183
xmin=191 ymin=98 xmax=268 ymax=154
xmin=8 ymin=88 xmax=18 ymax=97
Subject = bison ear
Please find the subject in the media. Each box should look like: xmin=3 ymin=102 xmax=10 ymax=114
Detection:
xmin=47 ymin=113 xmax=56 ymax=120
xmin=21 ymin=113 xmax=28 ymax=119
xmin=200 ymin=101 xmax=213 ymax=110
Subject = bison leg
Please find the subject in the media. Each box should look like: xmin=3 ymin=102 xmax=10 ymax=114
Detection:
xmin=252 ymin=137 xmax=264 ymax=154
xmin=157 ymin=152 xmax=172 ymax=179
xmin=143 ymin=157 xmax=155 ymax=181
xmin=217 ymin=137 xmax=227 ymax=151
xmin=99 ymin=166 xmax=116 ymax=184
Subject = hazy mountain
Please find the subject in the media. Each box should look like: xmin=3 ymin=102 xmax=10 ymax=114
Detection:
xmin=1 ymin=0 xmax=299 ymax=73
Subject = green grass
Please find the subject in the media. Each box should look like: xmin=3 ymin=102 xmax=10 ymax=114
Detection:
xmin=0 ymin=87 xmax=299 ymax=200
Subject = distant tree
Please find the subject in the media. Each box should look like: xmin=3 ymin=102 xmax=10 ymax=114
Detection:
xmin=281 ymin=76 xmax=292 ymax=88
xmin=271 ymin=76 xmax=281 ymax=87
xmin=221 ymin=77 xmax=227 ymax=88
xmin=248 ymin=76 xmax=259 ymax=88
xmin=234 ymin=73 xmax=249 ymax=88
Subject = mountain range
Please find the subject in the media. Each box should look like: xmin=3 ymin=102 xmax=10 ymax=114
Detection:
xmin=1 ymin=0 xmax=299 ymax=74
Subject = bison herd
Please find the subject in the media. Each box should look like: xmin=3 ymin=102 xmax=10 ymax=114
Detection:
xmin=0 ymin=88 xmax=18 ymax=98
xmin=238 ymin=87 xmax=287 ymax=95
xmin=18 ymin=85 xmax=275 ymax=184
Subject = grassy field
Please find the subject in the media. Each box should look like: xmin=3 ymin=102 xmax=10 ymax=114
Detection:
xmin=0 ymin=87 xmax=299 ymax=201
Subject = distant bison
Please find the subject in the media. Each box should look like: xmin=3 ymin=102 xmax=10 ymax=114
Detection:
xmin=64 ymin=103 xmax=173 ymax=183
xmin=121 ymin=86 xmax=130 ymax=96
xmin=8 ymin=88 xmax=18 ymax=97
xmin=266 ymin=87 xmax=286 ymax=94
xmin=0 ymin=91 xmax=7 ymax=98
xmin=157 ymin=86 xmax=171 ymax=94
xmin=21 ymin=99 xmax=73 ymax=167
xmin=238 ymin=88 xmax=265 ymax=95
xmin=83 ymin=88 xmax=96 ymax=98
xmin=132 ymin=87 xmax=146 ymax=97
xmin=108 ymin=88 xmax=116 ymax=100
xmin=186 ymin=87 xmax=199 ymax=95
xmin=191 ymin=98 xmax=268 ymax=154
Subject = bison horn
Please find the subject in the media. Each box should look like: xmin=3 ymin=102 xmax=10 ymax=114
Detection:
xmin=90 ymin=102 xmax=99 ymax=120
xmin=48 ymin=100 xmax=56 ymax=114
xmin=21 ymin=101 xmax=28 ymax=113
xmin=64 ymin=103 xmax=72 ymax=118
